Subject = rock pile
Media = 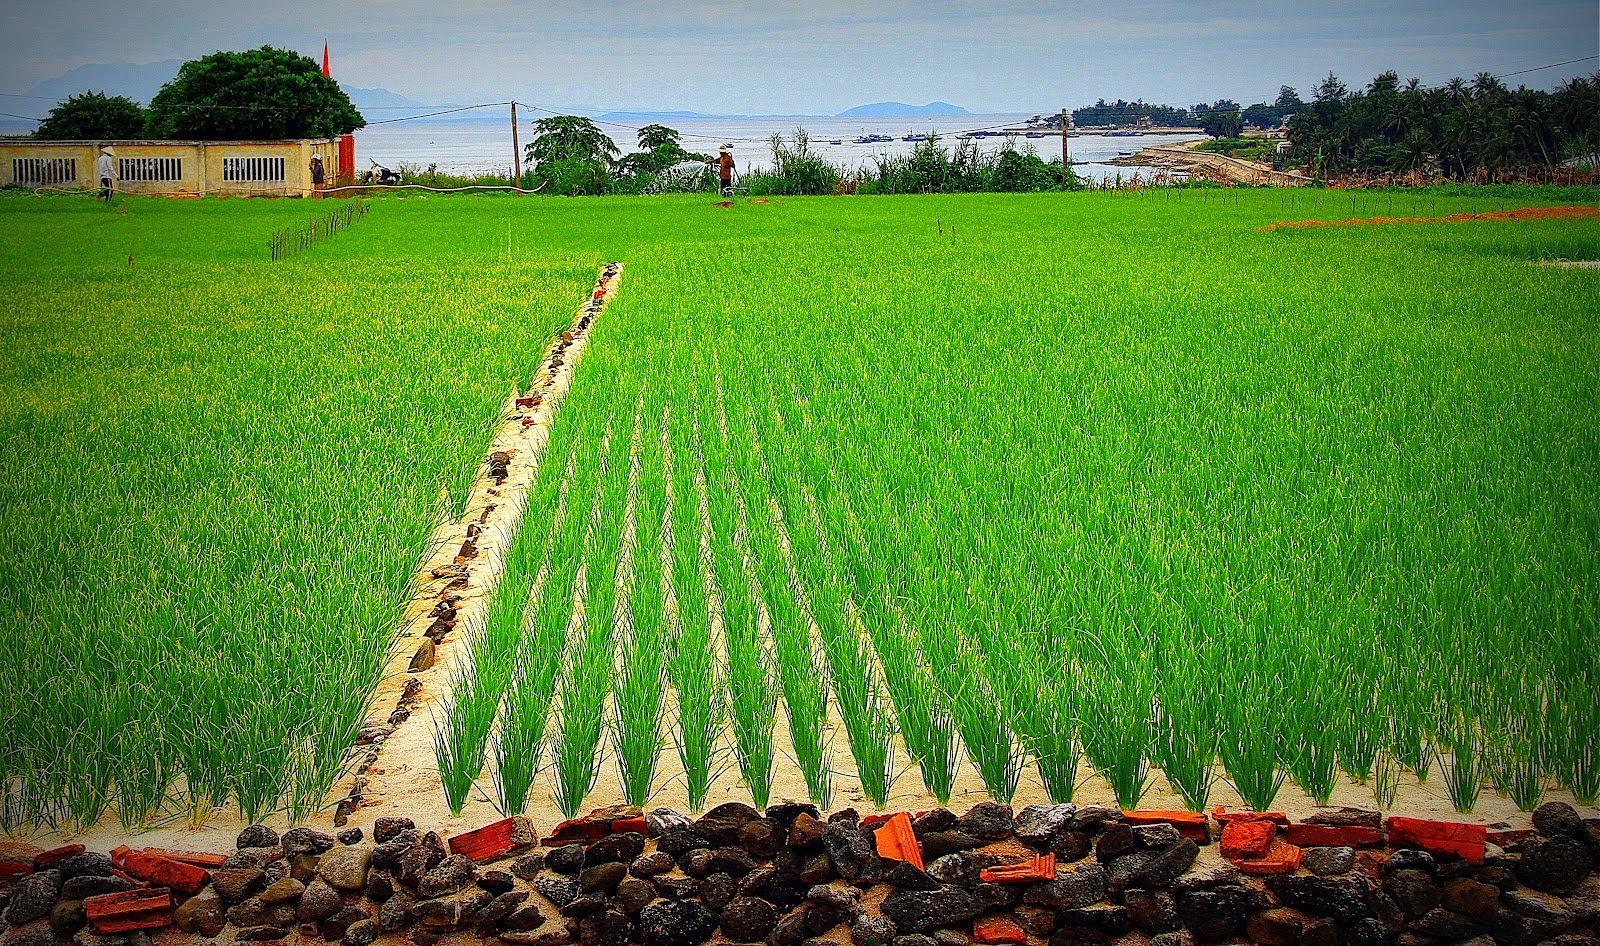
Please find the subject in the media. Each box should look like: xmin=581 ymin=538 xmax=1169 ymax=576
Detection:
xmin=1 ymin=801 xmax=1595 ymax=946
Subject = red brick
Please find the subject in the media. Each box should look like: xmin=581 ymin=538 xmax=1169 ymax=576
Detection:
xmin=0 ymin=859 xmax=33 ymax=884
xmin=1386 ymin=817 xmax=1487 ymax=865
xmin=981 ymin=853 xmax=1056 ymax=884
xmin=142 ymin=848 xmax=227 ymax=869
xmin=543 ymin=816 xmax=611 ymax=846
xmin=34 ymin=844 xmax=86 ymax=866
xmin=84 ymin=889 xmax=173 ymax=933
xmin=93 ymin=911 xmax=174 ymax=934
xmin=1212 ymin=806 xmax=1290 ymax=826
xmin=110 ymin=848 xmax=209 ymax=895
xmin=874 ymin=813 xmax=924 ymax=871
xmin=974 ymin=916 xmax=1028 ymax=945
xmin=1486 ymin=829 xmax=1533 ymax=851
xmin=611 ymin=817 xmax=648 ymax=836
xmin=1285 ymin=823 xmax=1383 ymax=848
xmin=1124 ymin=810 xmax=1211 ymax=842
xmin=1234 ymin=839 xmax=1306 ymax=875
xmin=1222 ymin=820 xmax=1276 ymax=859
xmin=451 ymin=816 xmax=538 ymax=863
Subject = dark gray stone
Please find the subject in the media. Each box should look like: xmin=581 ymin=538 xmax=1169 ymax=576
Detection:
xmin=851 ymin=914 xmax=897 ymax=946
xmin=1410 ymin=907 xmax=1484 ymax=940
xmin=48 ymin=898 xmax=85 ymax=938
xmin=1133 ymin=824 xmax=1182 ymax=850
xmin=822 ymin=823 xmax=882 ymax=882
xmin=373 ymin=817 xmax=415 ymax=843
xmin=377 ymin=890 xmax=416 ymax=931
xmin=957 ymin=802 xmax=1014 ymax=840
xmin=53 ymin=854 xmax=114 ymax=880
xmin=1015 ymin=804 xmax=1077 ymax=845
xmin=511 ymin=852 xmax=545 ymax=880
xmin=1384 ymin=869 xmax=1441 ymax=918
xmin=1533 ymin=802 xmax=1586 ymax=839
xmin=1384 ymin=850 xmax=1437 ymax=875
xmin=504 ymin=903 xmax=548 ymax=930
xmin=537 ymin=875 xmax=582 ymax=906
xmin=338 ymin=827 xmax=364 ymax=845
xmin=925 ymin=853 xmax=977 ymax=888
xmin=911 ymin=809 xmax=958 ymax=836
xmin=1095 ymin=824 xmax=1137 ymax=862
xmin=1516 ymin=835 xmax=1592 ymax=895
xmin=226 ymin=895 xmax=298 ymax=929
xmin=764 ymin=803 xmax=820 ymax=827
xmin=1023 ymin=863 xmax=1107 ymax=911
xmin=931 ymin=931 xmax=967 ymax=946
xmin=479 ymin=869 xmax=515 ymax=894
xmin=1176 ymin=887 xmax=1253 ymax=942
xmin=3 ymin=871 xmax=61 ymax=926
xmin=344 ymin=918 xmax=378 ymax=946
xmin=579 ymin=910 xmax=632 ymax=946
xmin=418 ymin=854 xmax=477 ymax=897
xmin=60 ymin=875 xmax=133 ymax=901
xmin=545 ymin=844 xmax=586 ymax=875
xmin=1304 ymin=846 xmax=1357 ymax=876
xmin=699 ymin=873 xmax=735 ymax=913
xmin=919 ymin=832 xmax=982 ymax=860
xmin=1266 ymin=875 xmax=1374 ymax=926
xmin=721 ymin=896 xmax=780 ymax=943
xmin=739 ymin=868 xmax=809 ymax=910
xmin=637 ymin=899 xmax=717 ymax=946
xmin=1059 ymin=904 xmax=1129 ymax=936
xmin=210 ymin=867 xmax=266 ymax=904
xmin=238 ymin=824 xmax=280 ymax=849
xmin=652 ymin=875 xmax=700 ymax=900
xmin=884 ymin=860 xmax=940 ymax=891
xmin=1125 ymin=889 xmax=1182 ymax=933
xmin=613 ymin=877 xmax=655 ymax=915
xmin=174 ymin=887 xmax=226 ymax=937
xmin=282 ymin=827 xmax=337 ymax=857
xmin=580 ymin=862 xmax=629 ymax=894
xmin=880 ymin=886 xmax=984 ymax=934
xmin=587 ymin=833 xmax=648 ymax=867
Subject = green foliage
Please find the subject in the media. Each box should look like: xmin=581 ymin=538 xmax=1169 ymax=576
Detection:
xmin=1286 ymin=68 xmax=1599 ymax=177
xmin=144 ymin=46 xmax=364 ymax=140
xmin=1072 ymin=98 xmax=1195 ymax=128
xmin=525 ymin=116 xmax=619 ymax=169
xmin=35 ymin=91 xmax=146 ymax=140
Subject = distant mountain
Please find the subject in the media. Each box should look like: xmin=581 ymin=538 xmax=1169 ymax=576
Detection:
xmin=342 ymin=86 xmax=431 ymax=112
xmin=598 ymin=110 xmax=822 ymax=121
xmin=26 ymin=60 xmax=182 ymax=106
xmin=837 ymin=101 xmax=969 ymax=117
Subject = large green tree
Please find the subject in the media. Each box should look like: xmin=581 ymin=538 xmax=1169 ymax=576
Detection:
xmin=35 ymin=91 xmax=146 ymax=139
xmin=523 ymin=116 xmax=619 ymax=168
xmin=144 ymin=46 xmax=364 ymax=140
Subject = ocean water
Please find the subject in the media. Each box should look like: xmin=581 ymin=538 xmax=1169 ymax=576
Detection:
xmin=353 ymin=114 xmax=1195 ymax=183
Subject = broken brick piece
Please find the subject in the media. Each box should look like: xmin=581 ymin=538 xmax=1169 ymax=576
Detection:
xmin=94 ymin=911 xmax=174 ymax=934
xmin=1486 ymin=829 xmax=1533 ymax=851
xmin=1123 ymin=810 xmax=1211 ymax=843
xmin=0 ymin=859 xmax=34 ymax=883
xmin=1221 ymin=820 xmax=1277 ymax=859
xmin=980 ymin=853 xmax=1056 ymax=884
xmin=35 ymin=844 xmax=86 ymax=866
xmin=1233 ymin=839 xmax=1305 ymax=876
xmin=450 ymin=816 xmax=538 ymax=863
xmin=874 ymin=812 xmax=924 ymax=871
xmin=1212 ymin=807 xmax=1290 ymax=826
xmin=110 ymin=847 xmax=209 ymax=895
xmin=611 ymin=817 xmax=648 ymax=836
xmin=1386 ymin=817 xmax=1487 ymax=865
xmin=543 ymin=816 xmax=611 ymax=846
xmin=85 ymin=889 xmax=173 ymax=933
xmin=974 ymin=915 xmax=1028 ymax=945
xmin=1285 ymin=823 xmax=1383 ymax=848
xmin=142 ymin=848 xmax=228 ymax=869
xmin=514 ymin=396 xmax=537 ymax=409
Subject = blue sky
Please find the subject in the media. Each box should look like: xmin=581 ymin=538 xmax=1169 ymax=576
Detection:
xmin=2 ymin=0 xmax=1595 ymax=114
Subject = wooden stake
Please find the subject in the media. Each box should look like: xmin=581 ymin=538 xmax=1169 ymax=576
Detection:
xmin=510 ymin=101 xmax=521 ymax=193
xmin=1061 ymin=107 xmax=1070 ymax=165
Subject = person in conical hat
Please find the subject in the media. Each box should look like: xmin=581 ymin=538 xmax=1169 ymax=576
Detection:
xmin=717 ymin=144 xmax=734 ymax=196
xmin=96 ymin=146 xmax=115 ymax=202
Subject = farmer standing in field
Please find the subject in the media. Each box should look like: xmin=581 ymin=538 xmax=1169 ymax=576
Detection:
xmin=310 ymin=154 xmax=326 ymax=194
xmin=96 ymin=146 xmax=115 ymax=202
xmin=717 ymin=144 xmax=735 ymax=196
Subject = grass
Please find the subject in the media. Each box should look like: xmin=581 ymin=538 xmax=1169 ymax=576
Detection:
xmin=4 ymin=184 xmax=1598 ymax=823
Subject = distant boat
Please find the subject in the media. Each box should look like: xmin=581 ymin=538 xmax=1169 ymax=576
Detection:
xmin=854 ymin=133 xmax=893 ymax=144
xmin=1024 ymin=131 xmax=1047 ymax=139
xmin=828 ymin=139 xmax=843 ymax=145
xmin=903 ymin=133 xmax=930 ymax=142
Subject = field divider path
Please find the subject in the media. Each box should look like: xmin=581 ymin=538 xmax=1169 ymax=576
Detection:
xmin=332 ymin=261 xmax=624 ymax=825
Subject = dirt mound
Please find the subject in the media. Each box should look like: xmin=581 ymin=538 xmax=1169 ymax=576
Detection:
xmin=1261 ymin=205 xmax=1600 ymax=231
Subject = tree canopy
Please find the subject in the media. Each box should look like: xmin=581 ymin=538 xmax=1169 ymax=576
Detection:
xmin=523 ymin=116 xmax=619 ymax=168
xmin=35 ymin=91 xmax=145 ymax=140
xmin=144 ymin=46 xmax=365 ymax=140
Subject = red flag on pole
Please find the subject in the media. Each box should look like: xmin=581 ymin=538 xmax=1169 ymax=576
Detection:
xmin=322 ymin=42 xmax=331 ymax=76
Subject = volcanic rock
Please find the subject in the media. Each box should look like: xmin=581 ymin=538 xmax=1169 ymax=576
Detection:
xmin=60 ymin=876 xmax=132 ymax=901
xmin=958 ymin=803 xmax=1014 ymax=840
xmin=1304 ymin=846 xmax=1356 ymax=876
xmin=920 ymin=832 xmax=983 ymax=860
xmin=721 ymin=896 xmax=781 ymax=943
xmin=614 ymin=877 xmax=655 ymax=915
xmin=851 ymin=914 xmax=898 ymax=946
xmin=1516 ymin=834 xmax=1592 ymax=895
xmin=1023 ymin=863 xmax=1107 ymax=911
xmin=1176 ymin=887 xmax=1253 ymax=942
xmin=587 ymin=833 xmax=647 ymax=867
xmin=374 ymin=818 xmax=416 ymax=844
xmin=282 ymin=828 xmax=338 ymax=857
xmin=3 ymin=871 xmax=61 ymax=926
xmin=1265 ymin=875 xmax=1374 ymax=925
xmin=580 ymin=910 xmax=632 ymax=946
xmin=881 ymin=886 xmax=984 ymax=933
xmin=238 ymin=825 xmax=281 ymax=849
xmin=1383 ymin=869 xmax=1440 ymax=918
xmin=418 ymin=854 xmax=476 ymax=897
xmin=536 ymin=876 xmax=581 ymax=907
xmin=545 ymin=844 xmax=586 ymax=875
xmin=637 ymin=899 xmax=717 ymax=946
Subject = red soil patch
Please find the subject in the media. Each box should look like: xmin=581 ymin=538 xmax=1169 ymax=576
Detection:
xmin=1260 ymin=205 xmax=1600 ymax=231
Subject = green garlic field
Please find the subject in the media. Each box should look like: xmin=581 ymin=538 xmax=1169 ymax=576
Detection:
xmin=1 ymin=188 xmax=1596 ymax=833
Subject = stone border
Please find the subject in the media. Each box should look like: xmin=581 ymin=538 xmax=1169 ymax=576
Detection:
xmin=2 ymin=801 xmax=1594 ymax=946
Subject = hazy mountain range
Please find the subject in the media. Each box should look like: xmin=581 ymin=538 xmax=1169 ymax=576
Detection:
xmin=18 ymin=62 xmax=968 ymax=123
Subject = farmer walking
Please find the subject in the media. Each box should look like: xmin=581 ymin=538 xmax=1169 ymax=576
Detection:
xmin=96 ymin=146 xmax=115 ymax=202
xmin=717 ymin=144 xmax=735 ymax=196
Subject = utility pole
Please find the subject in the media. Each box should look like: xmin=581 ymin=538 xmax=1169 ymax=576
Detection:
xmin=1061 ymin=107 xmax=1070 ymax=165
xmin=510 ymin=101 xmax=521 ymax=192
